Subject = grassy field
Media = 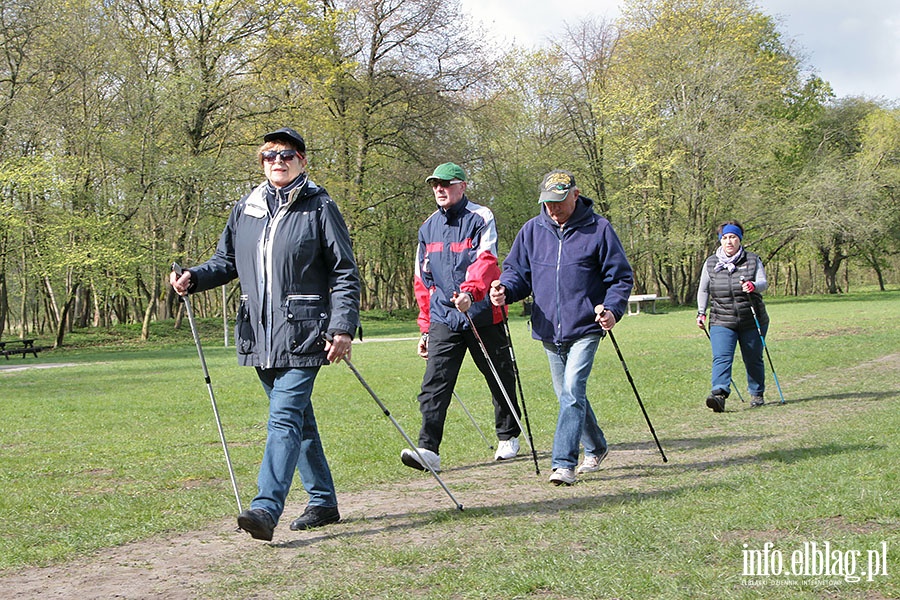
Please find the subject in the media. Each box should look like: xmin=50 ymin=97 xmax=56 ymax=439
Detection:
xmin=0 ymin=291 xmax=897 ymax=599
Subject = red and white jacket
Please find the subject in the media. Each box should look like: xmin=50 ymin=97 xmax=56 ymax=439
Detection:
xmin=414 ymin=196 xmax=504 ymax=333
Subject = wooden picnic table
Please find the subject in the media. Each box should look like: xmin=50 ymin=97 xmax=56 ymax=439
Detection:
xmin=0 ymin=338 xmax=44 ymax=359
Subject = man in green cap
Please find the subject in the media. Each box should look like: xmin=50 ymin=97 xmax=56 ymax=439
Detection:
xmin=402 ymin=162 xmax=522 ymax=472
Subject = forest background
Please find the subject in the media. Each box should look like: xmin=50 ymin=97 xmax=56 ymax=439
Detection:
xmin=1 ymin=0 xmax=898 ymax=346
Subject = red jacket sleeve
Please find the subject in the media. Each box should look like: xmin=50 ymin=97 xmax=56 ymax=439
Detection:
xmin=459 ymin=250 xmax=500 ymax=302
xmin=414 ymin=273 xmax=432 ymax=333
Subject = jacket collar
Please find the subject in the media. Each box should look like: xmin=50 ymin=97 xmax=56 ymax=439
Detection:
xmin=540 ymin=194 xmax=595 ymax=230
xmin=440 ymin=195 xmax=469 ymax=219
xmin=266 ymin=173 xmax=309 ymax=204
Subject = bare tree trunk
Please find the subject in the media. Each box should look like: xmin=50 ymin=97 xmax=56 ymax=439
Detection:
xmin=0 ymin=271 xmax=7 ymax=340
xmin=54 ymin=285 xmax=79 ymax=348
xmin=141 ymin=265 xmax=160 ymax=341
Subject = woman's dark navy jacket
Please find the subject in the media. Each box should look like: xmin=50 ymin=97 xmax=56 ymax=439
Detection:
xmin=187 ymin=178 xmax=360 ymax=369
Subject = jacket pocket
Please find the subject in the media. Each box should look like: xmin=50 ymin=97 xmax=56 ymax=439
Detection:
xmin=284 ymin=294 xmax=328 ymax=355
xmin=235 ymin=294 xmax=255 ymax=354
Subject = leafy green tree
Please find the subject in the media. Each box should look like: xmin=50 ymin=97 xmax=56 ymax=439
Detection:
xmin=793 ymin=99 xmax=900 ymax=292
xmin=611 ymin=0 xmax=813 ymax=303
xmin=0 ymin=0 xmax=55 ymax=338
xmin=291 ymin=0 xmax=493 ymax=309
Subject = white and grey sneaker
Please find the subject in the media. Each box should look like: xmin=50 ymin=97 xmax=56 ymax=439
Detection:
xmin=549 ymin=467 xmax=577 ymax=486
xmin=576 ymin=447 xmax=609 ymax=474
xmin=494 ymin=437 xmax=520 ymax=461
xmin=400 ymin=447 xmax=441 ymax=472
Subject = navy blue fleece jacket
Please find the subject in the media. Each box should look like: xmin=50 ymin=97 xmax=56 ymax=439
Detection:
xmin=499 ymin=195 xmax=633 ymax=345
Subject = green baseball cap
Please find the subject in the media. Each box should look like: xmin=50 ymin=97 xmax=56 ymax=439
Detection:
xmin=426 ymin=162 xmax=466 ymax=184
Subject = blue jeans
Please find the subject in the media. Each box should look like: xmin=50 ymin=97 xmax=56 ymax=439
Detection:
xmin=251 ymin=367 xmax=336 ymax=523
xmin=709 ymin=324 xmax=766 ymax=397
xmin=543 ymin=334 xmax=607 ymax=470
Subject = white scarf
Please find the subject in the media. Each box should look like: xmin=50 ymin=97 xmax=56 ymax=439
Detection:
xmin=714 ymin=246 xmax=744 ymax=273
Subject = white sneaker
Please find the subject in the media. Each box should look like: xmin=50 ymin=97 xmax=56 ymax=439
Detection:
xmin=576 ymin=447 xmax=609 ymax=474
xmin=549 ymin=467 xmax=576 ymax=486
xmin=400 ymin=448 xmax=441 ymax=472
xmin=494 ymin=437 xmax=520 ymax=461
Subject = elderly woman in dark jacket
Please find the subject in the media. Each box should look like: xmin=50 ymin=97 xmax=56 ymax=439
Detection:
xmin=171 ymin=127 xmax=360 ymax=541
xmin=696 ymin=220 xmax=768 ymax=412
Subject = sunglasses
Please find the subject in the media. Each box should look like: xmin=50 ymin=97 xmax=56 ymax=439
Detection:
xmin=261 ymin=149 xmax=300 ymax=163
xmin=430 ymin=179 xmax=463 ymax=189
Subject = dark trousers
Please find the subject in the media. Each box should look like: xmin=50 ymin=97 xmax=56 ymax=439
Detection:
xmin=417 ymin=321 xmax=521 ymax=453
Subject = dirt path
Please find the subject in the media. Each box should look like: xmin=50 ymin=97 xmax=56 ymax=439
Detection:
xmin=2 ymin=462 xmax=630 ymax=599
xmin=3 ymin=354 xmax=897 ymax=599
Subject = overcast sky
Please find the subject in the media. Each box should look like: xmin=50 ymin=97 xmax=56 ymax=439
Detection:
xmin=458 ymin=0 xmax=900 ymax=101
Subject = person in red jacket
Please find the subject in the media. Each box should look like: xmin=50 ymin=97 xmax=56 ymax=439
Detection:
xmin=402 ymin=162 xmax=521 ymax=472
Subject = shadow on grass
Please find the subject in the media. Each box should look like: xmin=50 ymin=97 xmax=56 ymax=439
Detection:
xmin=269 ymin=438 xmax=879 ymax=551
xmin=264 ymin=420 xmax=882 ymax=550
xmin=428 ymin=435 xmax=770 ymax=476
xmin=609 ymin=441 xmax=882 ymax=479
xmin=756 ymin=443 xmax=883 ymax=464
xmin=777 ymin=390 xmax=899 ymax=404
xmin=269 ymin=481 xmax=711 ymax=550
xmin=612 ymin=434 xmax=770 ymax=453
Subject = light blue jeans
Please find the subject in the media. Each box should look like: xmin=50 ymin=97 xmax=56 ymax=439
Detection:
xmin=251 ymin=366 xmax=336 ymax=523
xmin=709 ymin=324 xmax=766 ymax=397
xmin=543 ymin=334 xmax=607 ymax=471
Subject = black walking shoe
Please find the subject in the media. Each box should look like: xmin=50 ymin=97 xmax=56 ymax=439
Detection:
xmin=705 ymin=392 xmax=727 ymax=413
xmin=289 ymin=505 xmax=340 ymax=531
xmin=750 ymin=395 xmax=765 ymax=407
xmin=237 ymin=508 xmax=276 ymax=541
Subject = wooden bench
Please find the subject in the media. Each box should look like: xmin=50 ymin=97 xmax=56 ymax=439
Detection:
xmin=627 ymin=294 xmax=668 ymax=315
xmin=0 ymin=339 xmax=44 ymax=359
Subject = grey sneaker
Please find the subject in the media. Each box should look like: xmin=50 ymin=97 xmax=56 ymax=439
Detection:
xmin=576 ymin=446 xmax=609 ymax=474
xmin=706 ymin=392 xmax=727 ymax=413
xmin=750 ymin=395 xmax=765 ymax=407
xmin=400 ymin=447 xmax=441 ymax=472
xmin=494 ymin=437 xmax=520 ymax=461
xmin=549 ymin=468 xmax=576 ymax=486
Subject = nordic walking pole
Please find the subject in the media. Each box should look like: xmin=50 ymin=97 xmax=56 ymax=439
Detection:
xmin=328 ymin=336 xmax=463 ymax=511
xmin=171 ymin=263 xmax=243 ymax=514
xmin=701 ymin=323 xmax=746 ymax=403
xmin=460 ymin=307 xmax=538 ymax=473
xmin=595 ymin=305 xmax=668 ymax=463
xmin=741 ymin=278 xmax=785 ymax=404
xmin=495 ymin=297 xmax=540 ymax=475
xmin=453 ymin=390 xmax=494 ymax=451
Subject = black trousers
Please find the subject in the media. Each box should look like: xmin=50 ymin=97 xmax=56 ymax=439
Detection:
xmin=417 ymin=321 xmax=521 ymax=453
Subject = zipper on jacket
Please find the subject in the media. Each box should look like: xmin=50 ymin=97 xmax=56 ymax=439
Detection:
xmin=554 ymin=225 xmax=564 ymax=346
xmin=262 ymin=190 xmax=288 ymax=368
xmin=286 ymin=294 xmax=322 ymax=301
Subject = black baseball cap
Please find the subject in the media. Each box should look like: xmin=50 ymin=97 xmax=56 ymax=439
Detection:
xmin=263 ymin=127 xmax=306 ymax=153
